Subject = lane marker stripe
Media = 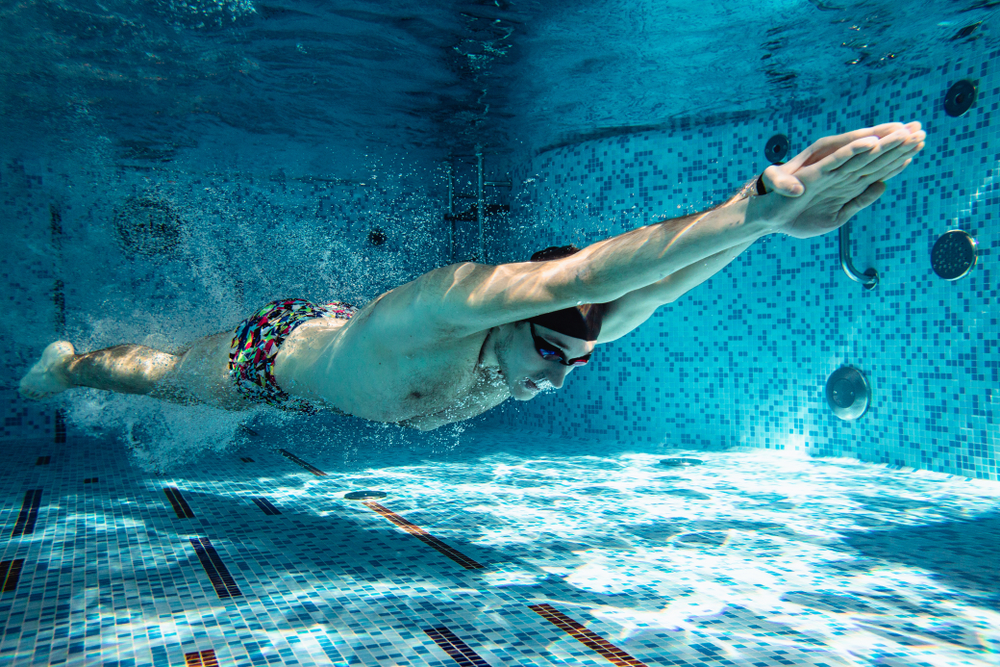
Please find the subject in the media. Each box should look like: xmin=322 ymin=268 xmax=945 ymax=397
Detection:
xmin=184 ymin=649 xmax=219 ymax=666
xmin=363 ymin=502 xmax=485 ymax=570
xmin=529 ymin=604 xmax=649 ymax=667
xmin=189 ymin=537 xmax=242 ymax=599
xmin=251 ymin=497 xmax=281 ymax=515
xmin=279 ymin=449 xmax=327 ymax=476
xmin=1 ymin=559 xmax=25 ymax=593
xmin=54 ymin=408 xmax=66 ymax=444
xmin=11 ymin=489 xmax=42 ymax=537
xmin=164 ymin=487 xmax=195 ymax=518
xmin=425 ymin=626 xmax=492 ymax=667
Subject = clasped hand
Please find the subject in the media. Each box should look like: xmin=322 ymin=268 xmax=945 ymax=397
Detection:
xmin=754 ymin=122 xmax=925 ymax=239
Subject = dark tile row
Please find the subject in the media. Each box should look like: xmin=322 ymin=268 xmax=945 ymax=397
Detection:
xmin=11 ymin=489 xmax=41 ymax=537
xmin=279 ymin=448 xmax=326 ymax=476
xmin=0 ymin=559 xmax=24 ymax=593
xmin=189 ymin=537 xmax=242 ymax=600
xmin=2 ymin=445 xmax=649 ymax=666
xmin=364 ymin=501 xmax=485 ymax=570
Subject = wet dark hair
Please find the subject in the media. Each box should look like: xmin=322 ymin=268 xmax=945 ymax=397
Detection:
xmin=530 ymin=244 xmax=580 ymax=262
xmin=528 ymin=245 xmax=605 ymax=341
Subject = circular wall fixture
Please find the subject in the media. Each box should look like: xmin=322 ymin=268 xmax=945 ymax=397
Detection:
xmin=368 ymin=227 xmax=387 ymax=246
xmin=944 ymin=80 xmax=977 ymax=117
xmin=931 ymin=230 xmax=978 ymax=280
xmin=826 ymin=367 xmax=871 ymax=421
xmin=113 ymin=196 xmax=183 ymax=260
xmin=344 ymin=490 xmax=387 ymax=500
xmin=764 ymin=134 xmax=790 ymax=164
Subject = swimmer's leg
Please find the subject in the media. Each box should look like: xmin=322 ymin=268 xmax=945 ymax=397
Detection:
xmin=19 ymin=333 xmax=242 ymax=408
xmin=19 ymin=341 xmax=182 ymax=401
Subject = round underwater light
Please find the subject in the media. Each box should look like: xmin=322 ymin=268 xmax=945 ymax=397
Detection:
xmin=113 ymin=196 xmax=184 ymax=260
xmin=944 ymin=80 xmax=976 ymax=117
xmin=931 ymin=230 xmax=977 ymax=281
xmin=764 ymin=134 xmax=789 ymax=164
xmin=344 ymin=490 xmax=387 ymax=500
xmin=825 ymin=366 xmax=870 ymax=421
xmin=660 ymin=458 xmax=704 ymax=467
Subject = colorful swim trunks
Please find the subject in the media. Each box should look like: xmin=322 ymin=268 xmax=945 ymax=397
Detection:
xmin=229 ymin=298 xmax=358 ymax=410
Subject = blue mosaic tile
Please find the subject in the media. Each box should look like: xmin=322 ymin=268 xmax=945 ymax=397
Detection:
xmin=0 ymin=430 xmax=997 ymax=665
xmin=491 ymin=51 xmax=999 ymax=482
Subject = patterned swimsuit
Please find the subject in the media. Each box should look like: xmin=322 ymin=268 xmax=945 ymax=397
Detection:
xmin=229 ymin=298 xmax=358 ymax=410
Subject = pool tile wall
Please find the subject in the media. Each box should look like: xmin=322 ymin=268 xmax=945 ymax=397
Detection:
xmin=488 ymin=51 xmax=999 ymax=481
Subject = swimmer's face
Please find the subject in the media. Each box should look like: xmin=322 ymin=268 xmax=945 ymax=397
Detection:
xmin=500 ymin=321 xmax=595 ymax=401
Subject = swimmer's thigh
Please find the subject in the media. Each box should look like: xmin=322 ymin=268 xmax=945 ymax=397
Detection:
xmin=165 ymin=332 xmax=247 ymax=410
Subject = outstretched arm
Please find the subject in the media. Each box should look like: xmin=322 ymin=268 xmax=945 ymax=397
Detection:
xmin=375 ymin=122 xmax=924 ymax=341
xmin=595 ymin=121 xmax=925 ymax=341
xmin=596 ymin=239 xmax=754 ymax=342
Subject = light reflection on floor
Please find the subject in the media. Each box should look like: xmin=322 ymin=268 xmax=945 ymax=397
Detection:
xmin=1 ymin=433 xmax=997 ymax=666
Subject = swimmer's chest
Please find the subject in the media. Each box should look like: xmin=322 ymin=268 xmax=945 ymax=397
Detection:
xmin=327 ymin=330 xmax=508 ymax=425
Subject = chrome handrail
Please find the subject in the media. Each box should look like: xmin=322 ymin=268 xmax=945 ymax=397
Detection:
xmin=839 ymin=222 xmax=879 ymax=290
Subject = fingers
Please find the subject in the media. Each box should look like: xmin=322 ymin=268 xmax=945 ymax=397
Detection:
xmin=839 ymin=131 xmax=924 ymax=184
xmin=789 ymin=121 xmax=919 ymax=171
xmin=879 ymin=156 xmax=914 ymax=182
xmin=761 ymin=164 xmax=804 ymax=197
xmin=856 ymin=141 xmax=923 ymax=182
xmin=823 ymin=126 xmax=925 ymax=176
xmin=786 ymin=133 xmax=864 ymax=170
xmin=865 ymin=122 xmax=908 ymax=138
xmin=838 ymin=181 xmax=886 ymax=224
xmin=814 ymin=136 xmax=881 ymax=173
xmin=762 ymin=121 xmax=921 ymax=208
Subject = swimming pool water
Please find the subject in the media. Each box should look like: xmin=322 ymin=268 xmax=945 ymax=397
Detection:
xmin=2 ymin=1 xmax=999 ymax=665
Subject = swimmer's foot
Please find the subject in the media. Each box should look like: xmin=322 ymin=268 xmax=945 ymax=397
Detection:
xmin=19 ymin=341 xmax=76 ymax=400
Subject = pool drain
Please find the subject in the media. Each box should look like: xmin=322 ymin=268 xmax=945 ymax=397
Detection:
xmin=826 ymin=367 xmax=870 ymax=420
xmin=931 ymin=230 xmax=977 ymax=280
xmin=660 ymin=458 xmax=704 ymax=467
xmin=344 ymin=490 xmax=387 ymax=500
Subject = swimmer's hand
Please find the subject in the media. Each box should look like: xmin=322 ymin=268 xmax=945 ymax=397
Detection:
xmin=756 ymin=122 xmax=925 ymax=239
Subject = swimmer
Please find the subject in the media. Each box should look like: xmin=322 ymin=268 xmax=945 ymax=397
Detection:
xmin=19 ymin=122 xmax=925 ymax=430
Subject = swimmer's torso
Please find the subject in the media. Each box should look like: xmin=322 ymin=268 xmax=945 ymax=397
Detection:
xmin=272 ymin=298 xmax=510 ymax=430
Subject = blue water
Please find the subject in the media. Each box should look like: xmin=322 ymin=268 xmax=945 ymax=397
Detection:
xmin=3 ymin=0 xmax=994 ymax=158
xmin=1 ymin=1 xmax=999 ymax=665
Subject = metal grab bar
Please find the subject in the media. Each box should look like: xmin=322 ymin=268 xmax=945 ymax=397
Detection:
xmin=839 ymin=222 xmax=879 ymax=290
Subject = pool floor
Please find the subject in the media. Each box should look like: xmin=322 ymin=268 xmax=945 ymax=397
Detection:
xmin=1 ymin=427 xmax=998 ymax=666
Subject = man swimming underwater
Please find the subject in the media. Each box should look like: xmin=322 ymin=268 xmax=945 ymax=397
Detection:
xmin=19 ymin=123 xmax=925 ymax=430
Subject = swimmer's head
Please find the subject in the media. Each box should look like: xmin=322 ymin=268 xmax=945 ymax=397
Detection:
xmin=527 ymin=245 xmax=605 ymax=342
xmin=494 ymin=244 xmax=604 ymax=402
xmin=498 ymin=318 xmax=597 ymax=401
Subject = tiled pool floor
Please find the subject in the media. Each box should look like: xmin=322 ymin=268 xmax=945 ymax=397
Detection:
xmin=1 ymin=428 xmax=998 ymax=666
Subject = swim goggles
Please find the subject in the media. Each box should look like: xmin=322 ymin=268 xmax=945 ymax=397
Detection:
xmin=530 ymin=323 xmax=591 ymax=366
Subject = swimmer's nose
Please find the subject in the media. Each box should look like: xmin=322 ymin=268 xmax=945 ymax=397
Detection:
xmin=545 ymin=365 xmax=573 ymax=389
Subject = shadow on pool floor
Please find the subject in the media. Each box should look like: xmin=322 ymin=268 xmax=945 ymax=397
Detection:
xmin=842 ymin=511 xmax=1000 ymax=608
